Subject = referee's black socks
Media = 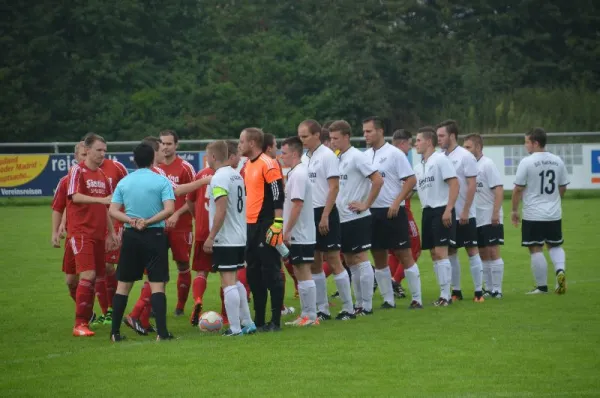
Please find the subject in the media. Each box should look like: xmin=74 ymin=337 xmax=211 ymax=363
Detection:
xmin=111 ymin=294 xmax=129 ymax=335
xmin=151 ymin=292 xmax=168 ymax=337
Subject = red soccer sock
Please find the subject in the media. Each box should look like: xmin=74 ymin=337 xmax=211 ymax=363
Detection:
xmin=75 ymin=278 xmax=95 ymax=326
xmin=284 ymin=259 xmax=298 ymax=293
xmin=220 ymin=287 xmax=227 ymax=321
xmin=192 ymin=275 xmax=207 ymax=303
xmin=129 ymin=282 xmax=151 ymax=319
xmin=236 ymin=268 xmax=251 ymax=300
xmin=393 ymin=264 xmax=406 ymax=284
xmin=388 ymin=252 xmax=399 ymax=276
xmin=105 ymin=271 xmax=117 ymax=308
xmin=323 ymin=261 xmax=333 ymax=278
xmin=176 ymin=269 xmax=192 ymax=311
xmin=68 ymin=283 xmax=77 ymax=302
xmin=140 ymin=301 xmax=152 ymax=329
xmin=95 ymin=277 xmax=109 ymax=315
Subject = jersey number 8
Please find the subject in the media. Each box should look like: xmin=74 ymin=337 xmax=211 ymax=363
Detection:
xmin=237 ymin=186 xmax=244 ymax=213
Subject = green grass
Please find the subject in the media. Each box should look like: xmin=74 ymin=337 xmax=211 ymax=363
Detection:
xmin=1 ymin=200 xmax=600 ymax=397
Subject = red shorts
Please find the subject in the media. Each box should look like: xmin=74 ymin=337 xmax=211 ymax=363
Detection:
xmin=62 ymin=241 xmax=76 ymax=275
xmin=68 ymin=235 xmax=106 ymax=277
xmin=407 ymin=208 xmax=421 ymax=262
xmin=192 ymin=240 xmax=213 ymax=272
xmin=166 ymin=229 xmax=193 ymax=263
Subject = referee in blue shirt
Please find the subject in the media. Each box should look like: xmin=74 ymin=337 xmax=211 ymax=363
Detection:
xmin=108 ymin=143 xmax=175 ymax=342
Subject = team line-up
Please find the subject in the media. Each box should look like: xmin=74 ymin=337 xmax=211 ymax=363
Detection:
xmin=51 ymin=118 xmax=568 ymax=341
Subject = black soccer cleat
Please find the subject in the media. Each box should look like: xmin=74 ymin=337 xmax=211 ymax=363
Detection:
xmin=408 ymin=300 xmax=423 ymax=309
xmin=174 ymin=308 xmax=184 ymax=317
xmin=110 ymin=332 xmax=127 ymax=343
xmin=156 ymin=332 xmax=175 ymax=341
xmin=380 ymin=301 xmax=396 ymax=309
xmin=392 ymin=281 xmax=406 ymax=298
xmin=330 ymin=291 xmax=340 ymax=299
xmin=222 ymin=329 xmax=242 ymax=337
xmin=433 ymin=297 xmax=450 ymax=307
xmin=259 ymin=322 xmax=282 ymax=333
xmin=354 ymin=307 xmax=373 ymax=316
xmin=335 ymin=311 xmax=356 ymax=320
xmin=316 ymin=311 xmax=332 ymax=321
xmin=123 ymin=316 xmax=148 ymax=336
xmin=451 ymin=290 xmax=463 ymax=301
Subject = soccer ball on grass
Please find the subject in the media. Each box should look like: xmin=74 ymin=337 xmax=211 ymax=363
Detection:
xmin=198 ymin=311 xmax=223 ymax=332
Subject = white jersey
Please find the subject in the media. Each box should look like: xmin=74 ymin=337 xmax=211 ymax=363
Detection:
xmin=446 ymin=146 xmax=478 ymax=219
xmin=364 ymin=142 xmax=414 ymax=208
xmin=283 ymin=163 xmax=316 ymax=245
xmin=301 ymin=144 xmax=339 ymax=208
xmin=475 ymin=155 xmax=504 ymax=227
xmin=337 ymin=147 xmax=377 ymax=223
xmin=514 ymin=151 xmax=569 ymax=221
xmin=414 ymin=151 xmax=457 ymax=209
xmin=208 ymin=166 xmax=247 ymax=247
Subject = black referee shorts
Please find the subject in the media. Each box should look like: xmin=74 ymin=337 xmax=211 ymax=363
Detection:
xmin=117 ymin=228 xmax=169 ymax=283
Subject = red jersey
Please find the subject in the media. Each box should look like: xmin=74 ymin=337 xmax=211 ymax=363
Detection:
xmin=158 ymin=156 xmax=196 ymax=230
xmin=66 ymin=163 xmax=112 ymax=240
xmin=100 ymin=159 xmax=128 ymax=192
xmin=52 ymin=176 xmax=68 ymax=213
xmin=186 ymin=167 xmax=215 ymax=241
xmin=405 ymin=197 xmax=412 ymax=211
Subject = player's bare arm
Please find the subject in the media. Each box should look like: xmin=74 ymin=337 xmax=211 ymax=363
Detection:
xmin=444 ymin=177 xmax=459 ymax=227
xmin=71 ymin=192 xmax=112 ymax=205
xmin=59 ymin=210 xmax=67 ymax=238
xmin=174 ymin=176 xmax=212 ymax=197
xmin=167 ymin=201 xmax=191 ymax=228
xmin=51 ymin=210 xmax=63 ymax=248
xmin=185 ymin=199 xmax=195 ymax=218
xmin=105 ymin=211 xmax=119 ymax=251
xmin=559 ymin=184 xmax=568 ymax=198
xmin=283 ymin=199 xmax=303 ymax=246
xmin=204 ymin=196 xmax=227 ymax=254
xmin=492 ymin=185 xmax=504 ymax=225
xmin=349 ymin=171 xmax=384 ymax=212
xmin=108 ymin=202 xmax=137 ymax=226
xmin=388 ymin=175 xmax=416 ymax=219
xmin=460 ymin=176 xmax=477 ymax=225
xmin=319 ymin=177 xmax=339 ymax=235
xmin=511 ymin=185 xmax=525 ymax=227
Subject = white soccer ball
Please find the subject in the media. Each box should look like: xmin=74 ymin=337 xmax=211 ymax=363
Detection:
xmin=198 ymin=311 xmax=224 ymax=333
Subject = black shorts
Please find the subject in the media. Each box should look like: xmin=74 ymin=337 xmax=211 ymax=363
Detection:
xmin=212 ymin=246 xmax=245 ymax=272
xmin=314 ymin=206 xmax=341 ymax=252
xmin=340 ymin=216 xmax=372 ymax=254
xmin=246 ymin=221 xmax=281 ymax=274
xmin=477 ymin=224 xmax=505 ymax=248
xmin=421 ymin=207 xmax=456 ymax=250
xmin=451 ymin=217 xmax=478 ymax=249
xmin=370 ymin=207 xmax=411 ymax=251
xmin=117 ymin=228 xmax=169 ymax=283
xmin=289 ymin=244 xmax=316 ymax=266
xmin=522 ymin=219 xmax=563 ymax=247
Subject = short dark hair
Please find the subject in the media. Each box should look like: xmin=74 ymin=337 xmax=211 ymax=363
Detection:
xmin=329 ymin=120 xmax=352 ymax=136
xmin=282 ymin=136 xmax=303 ymax=156
xmin=134 ymin=143 xmax=155 ymax=168
xmin=83 ymin=133 xmax=106 ymax=147
xmin=142 ymin=136 xmax=161 ymax=152
xmin=262 ymin=133 xmax=276 ymax=152
xmin=362 ymin=116 xmax=385 ymax=132
xmin=226 ymin=140 xmax=238 ymax=158
xmin=320 ymin=128 xmax=330 ymax=143
xmin=392 ymin=129 xmax=412 ymax=141
xmin=159 ymin=129 xmax=179 ymax=143
xmin=300 ymin=119 xmax=322 ymax=135
xmin=243 ymin=127 xmax=264 ymax=148
xmin=418 ymin=126 xmax=438 ymax=147
xmin=526 ymin=127 xmax=547 ymax=148
xmin=464 ymin=133 xmax=483 ymax=149
xmin=436 ymin=119 xmax=460 ymax=139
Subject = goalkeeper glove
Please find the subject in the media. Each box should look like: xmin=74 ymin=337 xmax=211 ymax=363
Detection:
xmin=265 ymin=217 xmax=284 ymax=247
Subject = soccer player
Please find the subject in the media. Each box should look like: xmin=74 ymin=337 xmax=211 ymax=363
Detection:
xmin=390 ymin=129 xmax=423 ymax=298
xmin=280 ymin=137 xmax=319 ymax=326
xmin=463 ymin=134 xmax=505 ymax=298
xmin=67 ymin=134 xmax=117 ymax=336
xmin=436 ymin=120 xmax=485 ymax=302
xmin=413 ymin=127 xmax=459 ymax=306
xmin=51 ymin=142 xmax=86 ymax=302
xmin=108 ymin=142 xmax=175 ymax=342
xmin=238 ymin=127 xmax=285 ymax=332
xmin=298 ymin=120 xmax=349 ymax=321
xmin=511 ymin=127 xmax=568 ymax=295
xmin=203 ymin=141 xmax=256 ymax=336
xmin=158 ymin=130 xmax=196 ymax=316
xmin=329 ymin=120 xmax=384 ymax=317
xmin=363 ymin=118 xmax=423 ymax=310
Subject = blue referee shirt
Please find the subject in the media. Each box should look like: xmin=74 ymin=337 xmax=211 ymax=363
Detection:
xmin=111 ymin=168 xmax=175 ymax=229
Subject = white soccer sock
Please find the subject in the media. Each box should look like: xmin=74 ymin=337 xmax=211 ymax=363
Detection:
xmin=490 ymin=259 xmax=504 ymax=294
xmin=404 ymin=264 xmax=422 ymax=305
xmin=334 ymin=270 xmax=354 ymax=314
xmin=224 ymin=285 xmax=241 ymax=333
xmin=434 ymin=260 xmax=451 ymax=301
xmin=312 ymin=271 xmax=329 ymax=315
xmin=469 ymin=254 xmax=484 ymax=292
xmin=449 ymin=253 xmax=461 ymax=290
xmin=358 ymin=261 xmax=375 ymax=311
xmin=349 ymin=265 xmax=363 ymax=309
xmin=235 ymin=282 xmax=252 ymax=326
xmin=482 ymin=260 xmax=493 ymax=291
xmin=530 ymin=252 xmax=548 ymax=287
xmin=374 ymin=266 xmax=394 ymax=305
xmin=298 ymin=280 xmax=317 ymax=320
xmin=548 ymin=247 xmax=566 ymax=273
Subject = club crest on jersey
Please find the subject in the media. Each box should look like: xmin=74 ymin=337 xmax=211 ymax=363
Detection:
xmin=378 ymin=157 xmax=387 ymax=164
xmin=311 ymin=160 xmax=319 ymax=167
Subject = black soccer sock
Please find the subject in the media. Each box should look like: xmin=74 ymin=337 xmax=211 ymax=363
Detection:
xmin=111 ymin=293 xmax=129 ymax=335
xmin=265 ymin=270 xmax=284 ymax=327
xmin=151 ymin=292 xmax=168 ymax=337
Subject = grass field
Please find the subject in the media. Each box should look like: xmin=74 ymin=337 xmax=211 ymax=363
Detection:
xmin=1 ymin=199 xmax=600 ymax=397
